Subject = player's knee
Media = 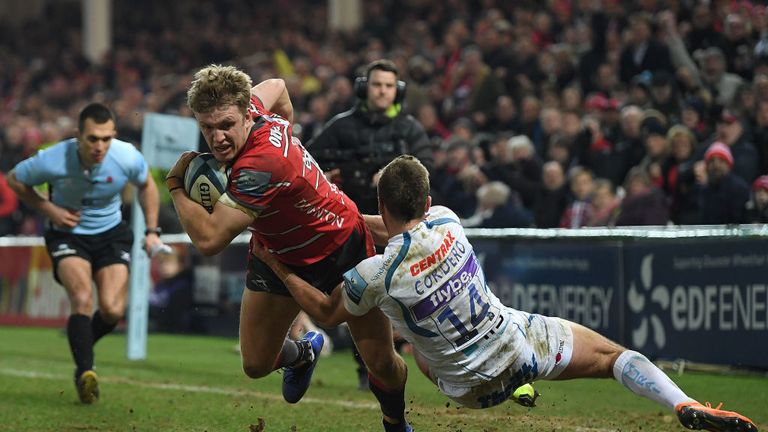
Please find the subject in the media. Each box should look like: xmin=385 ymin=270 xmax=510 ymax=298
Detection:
xmin=69 ymin=292 xmax=93 ymax=311
xmin=99 ymin=307 xmax=123 ymax=323
xmin=241 ymin=359 xmax=273 ymax=379
xmin=97 ymin=293 xmax=127 ymax=321
xmin=366 ymin=354 xmax=405 ymax=381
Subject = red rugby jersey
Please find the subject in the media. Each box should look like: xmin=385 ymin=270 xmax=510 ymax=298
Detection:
xmin=225 ymin=96 xmax=363 ymax=266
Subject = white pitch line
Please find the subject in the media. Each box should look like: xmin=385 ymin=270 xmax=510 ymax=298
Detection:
xmin=0 ymin=367 xmax=378 ymax=410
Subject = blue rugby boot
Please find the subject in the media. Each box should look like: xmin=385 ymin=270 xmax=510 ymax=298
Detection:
xmin=382 ymin=419 xmax=414 ymax=432
xmin=282 ymin=331 xmax=324 ymax=403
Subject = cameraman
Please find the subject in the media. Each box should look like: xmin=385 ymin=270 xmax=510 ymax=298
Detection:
xmin=308 ymin=59 xmax=432 ymax=215
xmin=308 ymin=60 xmax=431 ymax=390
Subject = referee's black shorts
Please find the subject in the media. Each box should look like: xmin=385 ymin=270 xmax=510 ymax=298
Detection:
xmin=44 ymin=221 xmax=134 ymax=284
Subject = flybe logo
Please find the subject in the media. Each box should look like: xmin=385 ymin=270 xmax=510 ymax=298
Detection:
xmin=410 ymin=231 xmax=456 ymax=276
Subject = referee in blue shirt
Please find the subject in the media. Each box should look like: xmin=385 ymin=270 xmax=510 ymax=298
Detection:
xmin=8 ymin=103 xmax=164 ymax=404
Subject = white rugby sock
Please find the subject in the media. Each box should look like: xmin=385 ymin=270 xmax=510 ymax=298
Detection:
xmin=612 ymin=350 xmax=694 ymax=409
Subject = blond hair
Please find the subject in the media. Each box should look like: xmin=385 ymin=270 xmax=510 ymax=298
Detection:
xmin=666 ymin=125 xmax=696 ymax=145
xmin=187 ymin=64 xmax=252 ymax=114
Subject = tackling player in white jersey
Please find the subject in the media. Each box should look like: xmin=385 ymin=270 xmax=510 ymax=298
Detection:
xmin=253 ymin=155 xmax=758 ymax=432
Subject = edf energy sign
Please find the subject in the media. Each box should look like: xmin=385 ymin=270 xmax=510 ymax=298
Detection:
xmin=625 ymin=241 xmax=768 ymax=368
xmin=473 ymin=240 xmax=624 ymax=343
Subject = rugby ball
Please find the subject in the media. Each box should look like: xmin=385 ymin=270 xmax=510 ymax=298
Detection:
xmin=183 ymin=153 xmax=228 ymax=213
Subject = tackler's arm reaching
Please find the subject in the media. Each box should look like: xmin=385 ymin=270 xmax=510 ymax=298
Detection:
xmin=251 ymin=240 xmax=350 ymax=327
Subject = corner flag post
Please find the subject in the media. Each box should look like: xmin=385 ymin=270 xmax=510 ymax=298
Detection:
xmin=127 ymin=113 xmax=199 ymax=360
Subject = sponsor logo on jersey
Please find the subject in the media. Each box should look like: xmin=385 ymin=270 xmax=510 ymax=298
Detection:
xmin=555 ymin=339 xmax=565 ymax=364
xmin=410 ymin=231 xmax=456 ymax=277
xmin=411 ymin=255 xmax=478 ymax=320
xmin=343 ymin=268 xmax=368 ymax=305
xmin=413 ymin=239 xmax=467 ymax=295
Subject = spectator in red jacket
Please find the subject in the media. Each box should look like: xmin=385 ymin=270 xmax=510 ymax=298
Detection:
xmin=0 ymin=172 xmax=19 ymax=236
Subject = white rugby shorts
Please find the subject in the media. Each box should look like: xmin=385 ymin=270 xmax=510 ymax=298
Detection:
xmin=437 ymin=312 xmax=574 ymax=409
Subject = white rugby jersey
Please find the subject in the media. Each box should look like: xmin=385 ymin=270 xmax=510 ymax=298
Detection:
xmin=342 ymin=206 xmax=527 ymax=388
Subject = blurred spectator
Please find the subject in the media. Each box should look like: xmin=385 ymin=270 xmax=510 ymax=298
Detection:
xmin=709 ymin=109 xmax=759 ymax=183
xmin=433 ymin=137 xmax=484 ymax=218
xmin=444 ymin=45 xmax=506 ymax=127
xmin=699 ymin=47 xmax=745 ymax=106
xmin=559 ymin=166 xmax=594 ymax=228
xmin=696 ymin=142 xmax=750 ymax=224
xmin=547 ymin=134 xmax=575 ymax=169
xmin=637 ymin=111 xmax=671 ymax=189
xmin=416 ymin=103 xmax=451 ymax=147
xmin=619 ymin=13 xmax=674 ymax=84
xmin=486 ymin=95 xmax=520 ymax=135
xmin=518 ymin=95 xmax=543 ymax=154
xmin=732 ymin=82 xmax=757 ymax=125
xmin=615 ymin=167 xmax=670 ymax=226
xmin=451 ymin=117 xmax=476 ymax=142
xmin=685 ymin=3 xmax=726 ymax=56
xmin=328 ymin=76 xmax=356 ymax=116
xmin=746 ymin=175 xmax=768 ymax=223
xmin=149 ymin=248 xmax=193 ymax=333
xmin=574 ymin=114 xmax=625 ymax=187
xmin=680 ymin=97 xmax=711 ymax=142
xmin=299 ymin=94 xmax=332 ymax=142
xmin=649 ymin=71 xmax=682 ymax=123
xmin=587 ymin=178 xmax=620 ymax=227
xmin=461 ymin=181 xmax=533 ymax=228
xmin=533 ymin=161 xmax=568 ymax=228
xmin=483 ymin=135 xmax=542 ymax=209
xmin=752 ymin=99 xmax=768 ymax=174
xmin=721 ymin=13 xmax=756 ymax=81
xmin=612 ymin=105 xmax=646 ymax=181
xmin=628 ymin=73 xmax=654 ymax=108
xmin=0 ymin=172 xmax=20 ymax=236
xmin=665 ymin=125 xmax=700 ymax=225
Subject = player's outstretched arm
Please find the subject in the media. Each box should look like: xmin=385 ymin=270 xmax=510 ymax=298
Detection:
xmin=252 ymin=240 xmax=351 ymax=327
xmin=166 ymin=153 xmax=253 ymax=256
xmin=251 ymin=79 xmax=294 ymax=123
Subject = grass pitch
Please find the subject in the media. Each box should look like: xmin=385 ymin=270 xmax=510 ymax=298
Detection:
xmin=0 ymin=326 xmax=766 ymax=432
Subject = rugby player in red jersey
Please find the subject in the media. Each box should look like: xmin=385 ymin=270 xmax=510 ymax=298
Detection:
xmin=165 ymin=65 xmax=411 ymax=432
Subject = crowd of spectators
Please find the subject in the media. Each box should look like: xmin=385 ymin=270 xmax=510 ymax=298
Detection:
xmin=4 ymin=0 xmax=768 ymax=237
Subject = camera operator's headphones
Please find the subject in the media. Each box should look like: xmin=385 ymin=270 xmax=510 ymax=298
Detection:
xmin=354 ymin=76 xmax=407 ymax=104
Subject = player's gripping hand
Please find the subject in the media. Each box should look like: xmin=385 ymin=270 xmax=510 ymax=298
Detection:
xmin=143 ymin=233 xmax=169 ymax=258
xmin=165 ymin=151 xmax=200 ymax=189
xmin=251 ymin=239 xmax=278 ymax=266
xmin=46 ymin=204 xmax=81 ymax=229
